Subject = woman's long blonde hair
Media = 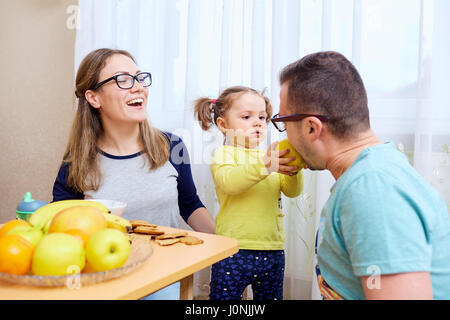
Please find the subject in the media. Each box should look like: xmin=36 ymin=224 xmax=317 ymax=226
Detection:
xmin=64 ymin=48 xmax=169 ymax=193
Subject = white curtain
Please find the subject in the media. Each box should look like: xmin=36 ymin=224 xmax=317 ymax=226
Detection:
xmin=74 ymin=0 xmax=450 ymax=300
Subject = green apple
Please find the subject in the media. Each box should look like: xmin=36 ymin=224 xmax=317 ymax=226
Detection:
xmin=32 ymin=233 xmax=85 ymax=276
xmin=86 ymin=228 xmax=131 ymax=272
xmin=7 ymin=226 xmax=43 ymax=247
xmin=276 ymin=139 xmax=306 ymax=170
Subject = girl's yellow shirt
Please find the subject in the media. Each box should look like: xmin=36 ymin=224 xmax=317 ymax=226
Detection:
xmin=211 ymin=145 xmax=304 ymax=250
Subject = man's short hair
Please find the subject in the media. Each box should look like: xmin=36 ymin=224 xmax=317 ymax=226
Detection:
xmin=279 ymin=51 xmax=370 ymax=139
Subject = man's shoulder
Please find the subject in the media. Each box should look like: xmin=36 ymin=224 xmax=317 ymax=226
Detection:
xmin=339 ymin=143 xmax=410 ymax=188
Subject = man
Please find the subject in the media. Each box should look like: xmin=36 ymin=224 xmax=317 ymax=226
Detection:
xmin=271 ymin=51 xmax=450 ymax=300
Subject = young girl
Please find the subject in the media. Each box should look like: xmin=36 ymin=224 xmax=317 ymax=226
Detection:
xmin=194 ymin=86 xmax=304 ymax=300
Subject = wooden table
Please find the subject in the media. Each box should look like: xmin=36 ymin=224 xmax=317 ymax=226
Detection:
xmin=0 ymin=225 xmax=238 ymax=300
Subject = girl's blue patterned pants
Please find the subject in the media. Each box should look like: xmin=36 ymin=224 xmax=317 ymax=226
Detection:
xmin=209 ymin=249 xmax=285 ymax=300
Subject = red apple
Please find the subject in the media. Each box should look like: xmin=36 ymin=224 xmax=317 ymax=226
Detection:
xmin=48 ymin=206 xmax=107 ymax=239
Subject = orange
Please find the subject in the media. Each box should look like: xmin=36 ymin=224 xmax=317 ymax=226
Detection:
xmin=0 ymin=219 xmax=31 ymax=238
xmin=64 ymin=229 xmax=89 ymax=248
xmin=0 ymin=234 xmax=34 ymax=275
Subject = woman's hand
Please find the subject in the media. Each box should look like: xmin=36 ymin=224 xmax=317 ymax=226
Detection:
xmin=262 ymin=141 xmax=298 ymax=176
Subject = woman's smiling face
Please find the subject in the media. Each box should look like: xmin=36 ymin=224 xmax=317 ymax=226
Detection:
xmin=90 ymin=54 xmax=149 ymax=124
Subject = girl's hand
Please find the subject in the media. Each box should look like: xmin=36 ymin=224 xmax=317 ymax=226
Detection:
xmin=262 ymin=141 xmax=299 ymax=176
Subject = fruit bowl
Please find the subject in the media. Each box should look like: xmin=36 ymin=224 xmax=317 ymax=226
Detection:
xmin=87 ymin=199 xmax=127 ymax=216
xmin=0 ymin=233 xmax=152 ymax=287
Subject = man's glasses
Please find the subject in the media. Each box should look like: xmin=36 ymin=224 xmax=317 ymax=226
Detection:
xmin=94 ymin=72 xmax=152 ymax=90
xmin=271 ymin=113 xmax=330 ymax=132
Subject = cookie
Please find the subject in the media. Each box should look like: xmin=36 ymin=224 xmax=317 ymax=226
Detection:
xmin=179 ymin=236 xmax=204 ymax=245
xmin=130 ymin=220 xmax=158 ymax=229
xmin=156 ymin=238 xmax=181 ymax=246
xmin=133 ymin=226 xmax=165 ymax=235
xmin=155 ymin=232 xmax=188 ymax=240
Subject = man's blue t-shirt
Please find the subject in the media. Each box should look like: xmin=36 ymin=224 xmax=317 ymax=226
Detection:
xmin=317 ymin=142 xmax=450 ymax=300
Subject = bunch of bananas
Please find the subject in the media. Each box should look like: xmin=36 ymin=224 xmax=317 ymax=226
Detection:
xmin=30 ymin=200 xmax=132 ymax=233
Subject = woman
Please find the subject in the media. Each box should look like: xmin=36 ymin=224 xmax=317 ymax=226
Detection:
xmin=52 ymin=48 xmax=215 ymax=299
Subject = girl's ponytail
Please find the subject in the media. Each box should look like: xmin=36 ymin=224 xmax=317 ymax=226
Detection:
xmin=194 ymin=97 xmax=216 ymax=131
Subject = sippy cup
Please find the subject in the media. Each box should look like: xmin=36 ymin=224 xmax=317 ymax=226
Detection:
xmin=16 ymin=192 xmax=48 ymax=222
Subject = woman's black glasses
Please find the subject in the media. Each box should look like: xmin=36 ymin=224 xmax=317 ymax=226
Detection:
xmin=94 ymin=72 xmax=152 ymax=90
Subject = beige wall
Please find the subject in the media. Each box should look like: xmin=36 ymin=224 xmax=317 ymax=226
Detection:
xmin=0 ymin=0 xmax=77 ymax=223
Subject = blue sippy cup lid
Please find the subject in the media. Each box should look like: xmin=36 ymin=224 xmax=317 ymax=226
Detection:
xmin=17 ymin=192 xmax=48 ymax=213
